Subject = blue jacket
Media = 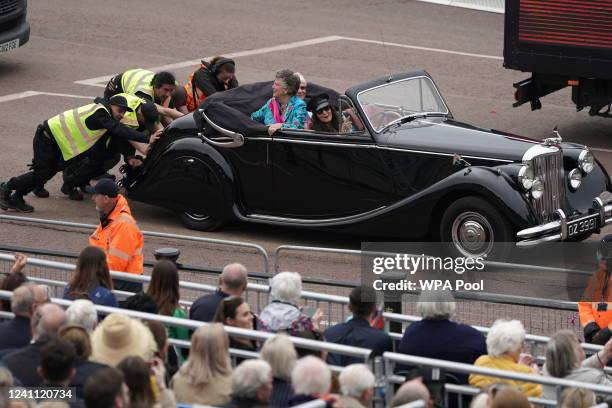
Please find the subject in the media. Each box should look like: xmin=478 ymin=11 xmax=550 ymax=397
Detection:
xmin=63 ymin=284 xmax=118 ymax=307
xmin=397 ymin=319 xmax=487 ymax=384
xmin=250 ymin=96 xmax=307 ymax=129
xmin=324 ymin=318 xmax=393 ymax=366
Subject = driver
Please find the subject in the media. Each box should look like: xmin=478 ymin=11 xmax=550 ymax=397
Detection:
xmin=306 ymin=94 xmax=363 ymax=133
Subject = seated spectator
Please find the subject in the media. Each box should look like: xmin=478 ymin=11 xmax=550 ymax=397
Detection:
xmin=261 ymin=334 xmax=298 ymax=407
xmin=295 ymin=72 xmax=307 ymax=101
xmin=2 ymin=303 xmax=66 ymax=386
xmin=65 ymin=299 xmax=98 ymax=333
xmin=306 ymin=94 xmax=364 ymax=133
xmin=289 ymin=356 xmax=333 ymax=406
xmin=83 ymin=367 xmax=130 ymax=408
xmin=171 ymin=323 xmax=232 ymax=406
xmin=469 ymin=319 xmax=542 ymax=397
xmin=117 ymin=356 xmax=176 ymax=408
xmin=176 ymin=56 xmax=239 ymax=114
xmin=190 ymin=263 xmax=248 ymax=322
xmin=89 ymin=313 xmax=156 ymax=367
xmin=251 ymin=69 xmax=307 ymax=135
xmin=0 ymin=254 xmax=29 ymax=312
xmin=214 ymin=296 xmax=256 ymax=355
xmin=0 ymin=285 xmax=36 ymax=350
xmin=257 ymin=272 xmax=323 ymax=339
xmin=559 ymin=387 xmax=597 ymax=408
xmin=145 ymin=320 xmax=179 ymax=379
xmin=59 ymin=325 xmax=107 ymax=399
xmin=338 ymin=364 xmax=375 ymax=408
xmin=146 ymin=260 xmax=189 ymax=341
xmin=325 ymin=286 xmax=392 ymax=366
xmin=38 ymin=338 xmax=85 ymax=408
xmin=390 ymin=378 xmax=431 ymax=408
xmin=543 ymin=329 xmax=612 ymax=399
xmin=397 ymin=291 xmax=486 ymax=383
xmin=63 ymin=246 xmax=118 ymax=307
xmin=224 ymin=359 xmax=273 ymax=408
xmin=490 ymin=387 xmax=530 ymax=408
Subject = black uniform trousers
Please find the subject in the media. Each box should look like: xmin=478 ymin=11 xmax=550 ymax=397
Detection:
xmin=7 ymin=125 xmax=65 ymax=196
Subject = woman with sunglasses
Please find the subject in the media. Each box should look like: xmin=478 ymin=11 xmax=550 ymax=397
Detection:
xmin=308 ymin=94 xmax=363 ymax=133
xmin=213 ymin=296 xmax=256 ymax=356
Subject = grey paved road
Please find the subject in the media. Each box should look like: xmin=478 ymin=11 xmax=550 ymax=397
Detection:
xmin=0 ymin=0 xmax=610 ymax=307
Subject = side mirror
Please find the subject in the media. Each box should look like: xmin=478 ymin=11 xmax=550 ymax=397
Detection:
xmin=199 ymin=109 xmax=245 ymax=148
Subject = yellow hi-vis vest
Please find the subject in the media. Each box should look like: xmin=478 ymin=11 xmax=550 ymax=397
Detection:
xmin=47 ymin=103 xmax=110 ymax=161
xmin=121 ymin=69 xmax=154 ymax=100
xmin=117 ymin=93 xmax=147 ymax=129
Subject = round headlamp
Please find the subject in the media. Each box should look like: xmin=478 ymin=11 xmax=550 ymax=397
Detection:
xmin=568 ymin=168 xmax=582 ymax=190
xmin=518 ymin=165 xmax=535 ymax=190
xmin=531 ymin=179 xmax=544 ymax=199
xmin=578 ymin=149 xmax=595 ymax=174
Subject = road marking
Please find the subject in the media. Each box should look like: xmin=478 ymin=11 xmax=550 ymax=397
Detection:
xmin=592 ymin=147 xmax=612 ymax=154
xmin=74 ymin=35 xmax=345 ymax=87
xmin=0 ymin=91 xmax=94 ymax=104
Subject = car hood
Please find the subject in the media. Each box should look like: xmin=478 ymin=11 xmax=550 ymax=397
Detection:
xmin=378 ymin=118 xmax=540 ymax=162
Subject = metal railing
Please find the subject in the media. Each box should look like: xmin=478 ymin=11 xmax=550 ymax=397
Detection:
xmin=0 ymin=215 xmax=270 ymax=274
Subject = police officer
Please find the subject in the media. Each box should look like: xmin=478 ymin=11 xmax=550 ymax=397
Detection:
xmin=0 ymin=95 xmax=161 ymax=212
xmin=104 ymin=68 xmax=177 ymax=105
xmin=579 ymin=235 xmax=612 ymax=344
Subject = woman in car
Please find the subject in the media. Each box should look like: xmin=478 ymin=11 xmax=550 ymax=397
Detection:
xmin=250 ymin=69 xmax=307 ymax=135
xmin=307 ymin=93 xmax=363 ymax=133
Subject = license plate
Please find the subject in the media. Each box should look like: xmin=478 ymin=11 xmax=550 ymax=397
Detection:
xmin=0 ymin=38 xmax=19 ymax=54
xmin=567 ymin=213 xmax=599 ymax=238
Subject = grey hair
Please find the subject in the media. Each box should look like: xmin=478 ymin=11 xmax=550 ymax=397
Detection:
xmin=416 ymin=290 xmax=456 ymax=320
xmin=11 ymin=285 xmax=35 ymax=316
xmin=261 ymin=334 xmax=297 ymax=381
xmin=275 ymin=69 xmax=300 ymax=96
xmin=295 ymin=72 xmax=306 ymax=85
xmin=291 ymin=356 xmax=331 ymax=395
xmin=231 ymin=359 xmax=272 ymax=399
xmin=469 ymin=393 xmax=489 ymax=408
xmin=545 ymin=330 xmax=580 ymax=378
xmin=32 ymin=303 xmax=67 ymax=341
xmin=66 ymin=299 xmax=98 ymax=333
xmin=221 ymin=263 xmax=248 ymax=291
xmin=391 ymin=379 xmax=430 ymax=407
xmin=486 ymin=319 xmax=525 ymax=357
xmin=270 ymin=272 xmax=302 ymax=305
xmin=339 ymin=364 xmax=375 ymax=399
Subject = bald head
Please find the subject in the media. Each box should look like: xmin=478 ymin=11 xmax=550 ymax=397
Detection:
xmin=391 ymin=379 xmax=431 ymax=408
xmin=32 ymin=303 xmax=67 ymax=341
xmin=11 ymin=285 xmax=35 ymax=317
xmin=220 ymin=263 xmax=247 ymax=295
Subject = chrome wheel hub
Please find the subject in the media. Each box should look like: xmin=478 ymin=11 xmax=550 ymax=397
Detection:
xmin=451 ymin=211 xmax=494 ymax=258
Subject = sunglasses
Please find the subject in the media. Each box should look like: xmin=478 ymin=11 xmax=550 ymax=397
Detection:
xmin=316 ymin=106 xmax=331 ymax=115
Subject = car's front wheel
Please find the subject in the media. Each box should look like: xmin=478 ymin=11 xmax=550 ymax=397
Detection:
xmin=440 ymin=196 xmax=513 ymax=260
xmin=179 ymin=211 xmax=225 ymax=231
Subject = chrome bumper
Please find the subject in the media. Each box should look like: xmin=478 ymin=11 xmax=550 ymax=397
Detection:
xmin=516 ymin=192 xmax=612 ymax=247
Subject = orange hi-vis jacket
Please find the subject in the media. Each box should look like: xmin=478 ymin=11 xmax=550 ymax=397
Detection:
xmin=184 ymin=66 xmax=207 ymax=112
xmin=89 ymin=195 xmax=144 ymax=275
xmin=579 ymin=264 xmax=612 ymax=330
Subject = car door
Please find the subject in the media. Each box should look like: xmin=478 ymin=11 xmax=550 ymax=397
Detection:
xmin=268 ymin=129 xmax=395 ymax=219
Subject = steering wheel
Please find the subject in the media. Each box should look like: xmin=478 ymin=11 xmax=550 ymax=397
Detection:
xmin=370 ymin=110 xmax=403 ymax=129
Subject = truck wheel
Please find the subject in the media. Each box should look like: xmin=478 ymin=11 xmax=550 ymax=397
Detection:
xmin=179 ymin=211 xmax=225 ymax=231
xmin=440 ymin=196 xmax=514 ymax=260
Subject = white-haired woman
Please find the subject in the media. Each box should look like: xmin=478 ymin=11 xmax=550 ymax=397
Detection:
xmin=398 ymin=291 xmax=486 ymax=385
xmin=261 ymin=334 xmax=298 ymax=407
xmin=542 ymin=329 xmax=612 ymax=400
xmin=256 ymin=271 xmax=323 ymax=338
xmin=469 ymin=319 xmax=542 ymax=397
xmin=171 ymin=323 xmax=233 ymax=406
xmin=289 ymin=356 xmax=333 ymax=406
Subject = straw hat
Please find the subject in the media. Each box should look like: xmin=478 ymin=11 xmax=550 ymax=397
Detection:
xmin=90 ymin=313 xmax=157 ymax=367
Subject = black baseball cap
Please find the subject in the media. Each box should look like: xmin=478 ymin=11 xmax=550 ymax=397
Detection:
xmin=307 ymin=93 xmax=331 ymax=113
xmin=93 ymin=179 xmax=118 ymax=198
xmin=108 ymin=95 xmax=134 ymax=112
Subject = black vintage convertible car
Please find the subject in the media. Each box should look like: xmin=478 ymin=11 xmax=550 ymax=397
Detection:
xmin=121 ymin=71 xmax=612 ymax=258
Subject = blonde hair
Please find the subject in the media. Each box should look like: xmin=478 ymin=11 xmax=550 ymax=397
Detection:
xmin=179 ymin=323 xmax=231 ymax=385
xmin=261 ymin=334 xmax=297 ymax=380
xmin=559 ymin=387 xmax=596 ymax=408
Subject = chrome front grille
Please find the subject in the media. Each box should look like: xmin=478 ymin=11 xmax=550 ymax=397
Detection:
xmin=531 ymin=150 xmax=565 ymax=223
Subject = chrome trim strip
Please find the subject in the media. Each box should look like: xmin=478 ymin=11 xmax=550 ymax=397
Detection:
xmin=594 ymin=197 xmax=606 ymax=227
xmin=355 ymin=75 xmax=450 ymax=133
xmin=557 ymin=209 xmax=568 ymax=240
xmin=376 ymin=146 xmax=514 ymax=163
xmin=246 ymin=206 xmax=386 ymax=225
xmin=271 ymin=138 xmax=376 ymax=149
xmin=516 ymin=219 xmax=561 ymax=239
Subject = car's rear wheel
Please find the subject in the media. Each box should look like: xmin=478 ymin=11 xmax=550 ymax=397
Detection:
xmin=179 ymin=211 xmax=224 ymax=231
xmin=440 ymin=196 xmax=513 ymax=260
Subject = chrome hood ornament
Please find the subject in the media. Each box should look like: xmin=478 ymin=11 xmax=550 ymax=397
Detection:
xmin=542 ymin=126 xmax=562 ymax=146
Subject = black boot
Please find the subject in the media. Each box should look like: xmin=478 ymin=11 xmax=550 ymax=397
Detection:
xmin=0 ymin=182 xmax=11 ymax=210
xmin=61 ymin=183 xmax=84 ymax=201
xmin=6 ymin=193 xmax=34 ymax=212
xmin=33 ymin=187 xmax=50 ymax=198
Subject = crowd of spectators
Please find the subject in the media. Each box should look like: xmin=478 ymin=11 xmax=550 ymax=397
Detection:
xmin=1 ymin=250 xmax=610 ymax=408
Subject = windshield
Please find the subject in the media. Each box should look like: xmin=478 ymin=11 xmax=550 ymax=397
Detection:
xmin=357 ymin=76 xmax=449 ymax=132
